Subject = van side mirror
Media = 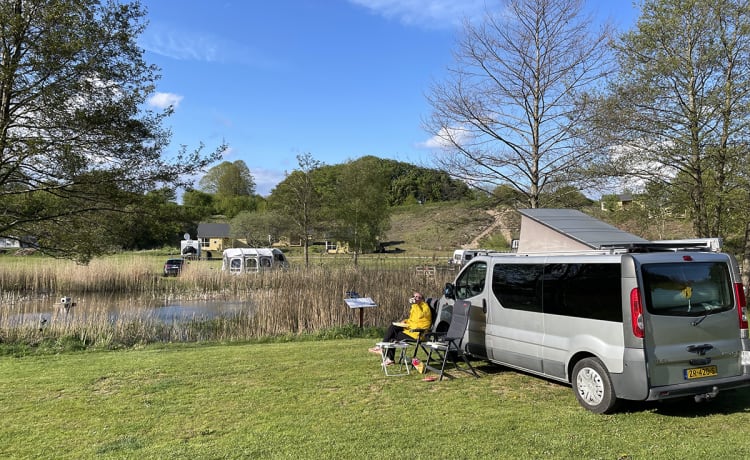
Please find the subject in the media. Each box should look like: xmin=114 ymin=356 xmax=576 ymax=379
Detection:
xmin=444 ymin=283 xmax=456 ymax=300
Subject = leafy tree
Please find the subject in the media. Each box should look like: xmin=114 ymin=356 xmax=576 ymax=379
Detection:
xmin=371 ymin=157 xmax=471 ymax=205
xmin=112 ymin=188 xmax=188 ymax=250
xmin=0 ymin=0 xmax=224 ymax=262
xmin=268 ymin=153 xmax=323 ymax=268
xmin=594 ymin=0 xmax=750 ymax=239
xmin=198 ymin=160 xmax=256 ymax=197
xmin=196 ymin=160 xmax=260 ymax=218
xmin=213 ymin=195 xmax=260 ymax=219
xmin=182 ymin=189 xmax=215 ymax=221
xmin=230 ymin=210 xmax=290 ymax=247
xmin=424 ymin=0 xmax=613 ymax=208
xmin=311 ymin=156 xmax=471 ymax=206
xmin=329 ymin=157 xmax=390 ymax=265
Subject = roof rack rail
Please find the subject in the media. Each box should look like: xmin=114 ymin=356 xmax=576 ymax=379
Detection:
xmin=599 ymin=238 xmax=722 ymax=253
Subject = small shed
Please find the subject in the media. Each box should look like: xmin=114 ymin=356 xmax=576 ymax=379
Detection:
xmin=516 ymin=209 xmax=648 ymax=254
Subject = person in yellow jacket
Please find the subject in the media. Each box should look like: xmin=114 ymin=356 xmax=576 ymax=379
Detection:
xmin=368 ymin=292 xmax=432 ymax=364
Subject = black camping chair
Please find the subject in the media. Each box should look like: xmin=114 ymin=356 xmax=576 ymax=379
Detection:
xmin=410 ymin=297 xmax=449 ymax=360
xmin=424 ymin=299 xmax=479 ymax=381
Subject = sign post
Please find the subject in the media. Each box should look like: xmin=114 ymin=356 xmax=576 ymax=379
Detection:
xmin=344 ymin=295 xmax=377 ymax=328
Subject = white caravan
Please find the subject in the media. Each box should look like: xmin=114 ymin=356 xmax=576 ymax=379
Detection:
xmin=450 ymin=249 xmax=487 ymax=267
xmin=221 ymin=248 xmax=289 ymax=274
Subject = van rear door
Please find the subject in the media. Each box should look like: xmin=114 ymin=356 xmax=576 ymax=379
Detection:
xmin=637 ymin=254 xmax=743 ymax=387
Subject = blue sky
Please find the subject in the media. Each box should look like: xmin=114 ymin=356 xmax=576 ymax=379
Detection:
xmin=138 ymin=0 xmax=639 ymax=196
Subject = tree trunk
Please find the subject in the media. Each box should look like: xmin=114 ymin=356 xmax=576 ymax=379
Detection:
xmin=303 ymin=239 xmax=309 ymax=268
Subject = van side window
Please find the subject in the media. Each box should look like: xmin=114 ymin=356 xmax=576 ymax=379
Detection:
xmin=492 ymin=263 xmax=623 ymax=321
xmin=543 ymin=263 xmax=622 ymax=321
xmin=455 ymin=262 xmax=487 ymax=299
xmin=492 ymin=264 xmax=543 ymax=312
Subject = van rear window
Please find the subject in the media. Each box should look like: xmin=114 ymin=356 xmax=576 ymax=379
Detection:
xmin=641 ymin=262 xmax=733 ymax=316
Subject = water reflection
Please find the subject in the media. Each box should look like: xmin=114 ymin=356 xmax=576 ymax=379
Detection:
xmin=2 ymin=294 xmax=253 ymax=327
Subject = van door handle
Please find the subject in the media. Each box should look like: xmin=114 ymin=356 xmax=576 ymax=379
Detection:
xmin=482 ymin=299 xmax=487 ymax=314
xmin=687 ymin=344 xmax=714 ymax=356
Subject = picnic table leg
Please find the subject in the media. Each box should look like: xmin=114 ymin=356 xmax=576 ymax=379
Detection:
xmin=359 ymin=308 xmax=364 ymax=328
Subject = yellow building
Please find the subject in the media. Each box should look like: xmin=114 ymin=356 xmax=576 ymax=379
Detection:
xmin=197 ymin=223 xmax=232 ymax=258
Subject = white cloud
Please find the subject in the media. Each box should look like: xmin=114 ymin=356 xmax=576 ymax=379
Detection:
xmin=139 ymin=23 xmax=223 ymax=62
xmin=252 ymin=168 xmax=286 ymax=197
xmin=147 ymin=92 xmax=184 ymax=109
xmin=418 ymin=125 xmax=471 ymax=150
xmin=139 ymin=23 xmax=278 ymax=69
xmin=348 ymin=0 xmax=487 ymax=28
xmin=218 ymin=147 xmax=284 ymax=196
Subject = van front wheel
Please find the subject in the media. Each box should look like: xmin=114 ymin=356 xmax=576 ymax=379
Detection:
xmin=572 ymin=358 xmax=618 ymax=414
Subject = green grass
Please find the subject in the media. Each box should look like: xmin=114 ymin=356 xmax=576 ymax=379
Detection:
xmin=1 ymin=339 xmax=749 ymax=459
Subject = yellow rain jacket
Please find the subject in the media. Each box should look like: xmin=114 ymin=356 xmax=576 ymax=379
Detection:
xmin=402 ymin=300 xmax=432 ymax=339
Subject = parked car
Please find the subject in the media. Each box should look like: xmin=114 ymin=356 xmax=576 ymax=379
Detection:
xmin=163 ymin=258 xmax=185 ymax=276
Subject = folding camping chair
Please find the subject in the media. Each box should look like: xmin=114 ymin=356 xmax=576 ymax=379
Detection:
xmin=424 ymin=299 xmax=479 ymax=381
xmin=408 ymin=297 xmax=447 ymax=361
xmin=390 ymin=296 xmax=439 ymax=362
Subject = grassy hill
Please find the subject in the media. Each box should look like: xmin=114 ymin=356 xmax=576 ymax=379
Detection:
xmin=382 ymin=200 xmax=697 ymax=257
xmin=382 ymin=201 xmax=505 ymax=255
xmin=283 ymin=199 xmax=697 ymax=260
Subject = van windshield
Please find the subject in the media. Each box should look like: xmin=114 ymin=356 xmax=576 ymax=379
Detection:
xmin=641 ymin=262 xmax=733 ymax=316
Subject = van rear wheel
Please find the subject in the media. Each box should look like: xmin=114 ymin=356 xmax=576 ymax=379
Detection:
xmin=572 ymin=358 xmax=618 ymax=414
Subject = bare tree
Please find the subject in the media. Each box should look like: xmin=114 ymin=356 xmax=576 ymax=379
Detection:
xmin=424 ymin=0 xmax=613 ymax=208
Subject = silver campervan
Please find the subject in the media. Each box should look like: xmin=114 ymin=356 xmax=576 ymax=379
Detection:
xmin=439 ymin=243 xmax=750 ymax=413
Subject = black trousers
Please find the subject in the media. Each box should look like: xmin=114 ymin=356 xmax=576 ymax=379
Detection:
xmin=382 ymin=324 xmax=412 ymax=359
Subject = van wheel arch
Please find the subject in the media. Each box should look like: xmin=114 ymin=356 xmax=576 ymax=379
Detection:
xmin=571 ymin=357 xmax=619 ymax=414
xmin=567 ymin=352 xmax=596 ymax=381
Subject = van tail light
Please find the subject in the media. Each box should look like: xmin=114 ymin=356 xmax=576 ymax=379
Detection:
xmin=630 ymin=287 xmax=644 ymax=338
xmin=734 ymin=283 xmax=748 ymax=330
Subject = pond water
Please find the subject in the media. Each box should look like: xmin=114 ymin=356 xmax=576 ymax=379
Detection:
xmin=2 ymin=294 xmax=253 ymax=327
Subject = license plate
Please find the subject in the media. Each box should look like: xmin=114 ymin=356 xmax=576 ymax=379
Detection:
xmin=684 ymin=365 xmax=718 ymax=380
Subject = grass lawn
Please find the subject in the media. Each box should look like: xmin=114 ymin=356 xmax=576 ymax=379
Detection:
xmin=1 ymin=339 xmax=749 ymax=459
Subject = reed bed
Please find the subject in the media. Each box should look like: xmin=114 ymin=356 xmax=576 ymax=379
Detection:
xmin=0 ymin=255 xmax=454 ymax=351
xmin=0 ymin=256 xmax=160 ymax=294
